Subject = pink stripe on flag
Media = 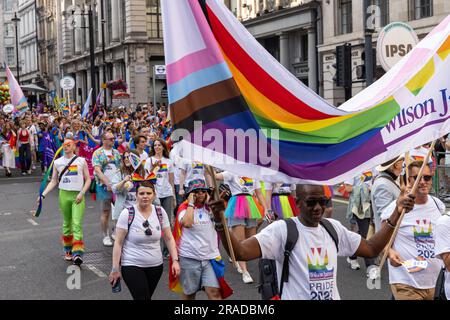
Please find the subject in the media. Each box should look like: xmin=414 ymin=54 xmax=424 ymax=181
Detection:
xmin=166 ymin=48 xmax=224 ymax=85
xmin=166 ymin=0 xmax=225 ymax=85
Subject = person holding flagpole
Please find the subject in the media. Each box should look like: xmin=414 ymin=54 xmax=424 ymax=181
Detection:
xmin=38 ymin=138 xmax=91 ymax=265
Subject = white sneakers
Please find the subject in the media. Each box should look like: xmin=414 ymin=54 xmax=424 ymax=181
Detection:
xmin=347 ymin=257 xmax=361 ymax=270
xmin=242 ymin=271 xmax=254 ymax=284
xmin=103 ymin=236 xmax=113 ymax=247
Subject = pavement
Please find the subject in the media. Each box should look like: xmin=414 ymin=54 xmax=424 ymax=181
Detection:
xmin=0 ymin=168 xmax=391 ymax=300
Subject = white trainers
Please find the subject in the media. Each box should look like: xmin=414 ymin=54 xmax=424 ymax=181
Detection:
xmin=347 ymin=257 xmax=361 ymax=270
xmin=103 ymin=236 xmax=113 ymax=247
xmin=242 ymin=271 xmax=253 ymax=284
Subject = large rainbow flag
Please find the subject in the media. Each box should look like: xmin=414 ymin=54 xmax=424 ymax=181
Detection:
xmin=162 ymin=0 xmax=450 ymax=184
xmin=6 ymin=66 xmax=28 ymax=117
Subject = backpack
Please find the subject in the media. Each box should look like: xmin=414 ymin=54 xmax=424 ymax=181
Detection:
xmin=258 ymin=218 xmax=339 ymax=300
xmin=127 ymin=205 xmax=164 ymax=234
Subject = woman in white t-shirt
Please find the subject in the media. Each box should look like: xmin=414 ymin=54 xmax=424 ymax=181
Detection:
xmin=173 ymin=179 xmax=231 ymax=300
xmin=109 ymin=181 xmax=180 ymax=300
xmin=40 ymin=138 xmax=91 ymax=266
xmin=145 ymin=138 xmax=176 ymax=225
xmin=215 ymin=171 xmax=267 ymax=284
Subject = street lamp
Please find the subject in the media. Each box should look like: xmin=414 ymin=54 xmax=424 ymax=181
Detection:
xmin=11 ymin=12 xmax=21 ymax=84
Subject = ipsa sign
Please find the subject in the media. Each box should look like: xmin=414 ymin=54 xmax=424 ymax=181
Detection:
xmin=377 ymin=22 xmax=419 ymax=71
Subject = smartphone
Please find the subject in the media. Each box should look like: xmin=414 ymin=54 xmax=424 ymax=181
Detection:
xmin=112 ymin=278 xmax=121 ymax=293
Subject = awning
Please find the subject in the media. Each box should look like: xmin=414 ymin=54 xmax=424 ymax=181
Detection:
xmin=20 ymin=84 xmax=48 ymax=93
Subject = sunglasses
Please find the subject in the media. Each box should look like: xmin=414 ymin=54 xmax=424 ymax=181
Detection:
xmin=408 ymin=175 xmax=433 ymax=182
xmin=303 ymin=197 xmax=330 ymax=207
xmin=194 ymin=189 xmax=207 ymax=194
xmin=142 ymin=220 xmax=152 ymax=236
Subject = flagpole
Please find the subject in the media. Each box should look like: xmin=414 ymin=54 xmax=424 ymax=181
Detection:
xmin=205 ymin=165 xmax=239 ymax=270
xmin=377 ymin=141 xmax=436 ymax=275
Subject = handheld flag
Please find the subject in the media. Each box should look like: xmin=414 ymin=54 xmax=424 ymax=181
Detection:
xmin=6 ymin=66 xmax=28 ymax=117
xmin=82 ymin=88 xmax=93 ymax=119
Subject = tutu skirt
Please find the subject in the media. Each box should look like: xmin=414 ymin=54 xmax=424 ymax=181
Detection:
xmin=271 ymin=194 xmax=299 ymax=219
xmin=224 ymin=194 xmax=264 ymax=219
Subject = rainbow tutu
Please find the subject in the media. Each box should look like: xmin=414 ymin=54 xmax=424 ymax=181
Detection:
xmin=271 ymin=194 xmax=299 ymax=219
xmin=224 ymin=194 xmax=264 ymax=219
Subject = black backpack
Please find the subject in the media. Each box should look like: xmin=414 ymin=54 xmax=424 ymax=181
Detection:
xmin=258 ymin=218 xmax=339 ymax=300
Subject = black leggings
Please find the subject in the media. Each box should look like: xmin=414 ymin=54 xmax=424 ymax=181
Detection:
xmin=19 ymin=144 xmax=31 ymax=172
xmin=121 ymin=265 xmax=163 ymax=300
xmin=349 ymin=215 xmax=376 ymax=267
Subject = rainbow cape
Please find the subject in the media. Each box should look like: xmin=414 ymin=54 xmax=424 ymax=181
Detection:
xmin=162 ymin=1 xmax=450 ymax=184
xmin=169 ymin=201 xmax=233 ymax=299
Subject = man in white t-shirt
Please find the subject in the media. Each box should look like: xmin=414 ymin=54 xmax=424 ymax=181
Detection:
xmin=381 ymin=161 xmax=444 ymax=300
xmin=93 ymin=132 xmax=122 ymax=247
xmin=435 ymin=212 xmax=450 ymax=300
xmin=209 ymin=184 xmax=414 ymax=300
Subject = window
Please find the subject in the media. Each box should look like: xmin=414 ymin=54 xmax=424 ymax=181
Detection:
xmin=409 ymin=0 xmax=433 ymax=20
xmin=147 ymin=0 xmax=162 ymax=39
xmin=365 ymin=0 xmax=389 ymax=29
xmin=5 ymin=47 xmax=15 ymax=66
xmin=4 ymin=23 xmax=14 ymax=37
xmin=4 ymin=0 xmax=13 ymax=12
xmin=337 ymin=0 xmax=352 ymax=35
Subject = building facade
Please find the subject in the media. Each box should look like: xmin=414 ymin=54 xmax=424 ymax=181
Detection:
xmin=36 ymin=0 xmax=59 ymax=98
xmin=18 ymin=0 xmax=39 ymax=86
xmin=0 ymin=0 xmax=19 ymax=81
xmin=57 ymin=0 xmax=166 ymax=107
xmin=228 ymin=0 xmax=450 ymax=106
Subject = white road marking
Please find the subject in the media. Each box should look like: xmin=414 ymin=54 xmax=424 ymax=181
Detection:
xmin=0 ymin=265 xmax=16 ymax=272
xmin=333 ymin=198 xmax=349 ymax=205
xmin=85 ymin=264 xmax=107 ymax=278
xmin=27 ymin=219 xmax=39 ymax=226
xmin=88 ymin=206 xmax=94 ymax=209
xmin=0 ymin=212 xmax=12 ymax=216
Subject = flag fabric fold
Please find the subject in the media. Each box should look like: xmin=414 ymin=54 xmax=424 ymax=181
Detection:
xmin=6 ymin=66 xmax=28 ymax=117
xmin=162 ymin=0 xmax=450 ymax=184
xmin=82 ymin=88 xmax=93 ymax=119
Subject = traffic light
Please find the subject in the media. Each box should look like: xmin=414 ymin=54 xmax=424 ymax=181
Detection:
xmin=332 ymin=43 xmax=352 ymax=88
xmin=357 ymin=49 xmax=377 ymax=80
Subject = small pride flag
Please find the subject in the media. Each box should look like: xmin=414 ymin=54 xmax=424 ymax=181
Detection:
xmin=6 ymin=66 xmax=28 ymax=117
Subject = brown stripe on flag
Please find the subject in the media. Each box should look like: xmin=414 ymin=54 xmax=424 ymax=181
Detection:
xmin=170 ymin=78 xmax=241 ymax=124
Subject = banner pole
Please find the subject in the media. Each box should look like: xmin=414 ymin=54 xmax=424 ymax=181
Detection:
xmin=205 ymin=165 xmax=239 ymax=270
xmin=377 ymin=141 xmax=436 ymax=275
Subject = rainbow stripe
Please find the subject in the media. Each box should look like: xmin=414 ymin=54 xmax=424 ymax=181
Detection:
xmin=66 ymin=165 xmax=78 ymax=176
xmin=159 ymin=163 xmax=168 ymax=172
xmin=241 ymin=177 xmax=253 ymax=187
xmin=193 ymin=163 xmax=204 ymax=170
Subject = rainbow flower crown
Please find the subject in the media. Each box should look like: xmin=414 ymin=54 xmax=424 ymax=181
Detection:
xmin=131 ymin=172 xmax=157 ymax=184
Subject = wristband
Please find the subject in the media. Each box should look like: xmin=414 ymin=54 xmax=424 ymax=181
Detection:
xmin=386 ymin=219 xmax=396 ymax=229
xmin=42 ymin=194 xmax=46 ymax=199
xmin=188 ymin=202 xmax=195 ymax=208
xmin=111 ymin=267 xmax=119 ymax=273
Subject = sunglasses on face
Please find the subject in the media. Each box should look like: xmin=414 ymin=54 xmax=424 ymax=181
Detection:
xmin=303 ymin=197 xmax=330 ymax=207
xmin=142 ymin=220 xmax=152 ymax=236
xmin=408 ymin=175 xmax=433 ymax=182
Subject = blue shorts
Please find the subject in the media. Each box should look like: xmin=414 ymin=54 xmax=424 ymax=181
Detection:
xmin=179 ymin=256 xmax=219 ymax=295
xmin=228 ymin=217 xmax=258 ymax=228
xmin=96 ymin=184 xmax=113 ymax=201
